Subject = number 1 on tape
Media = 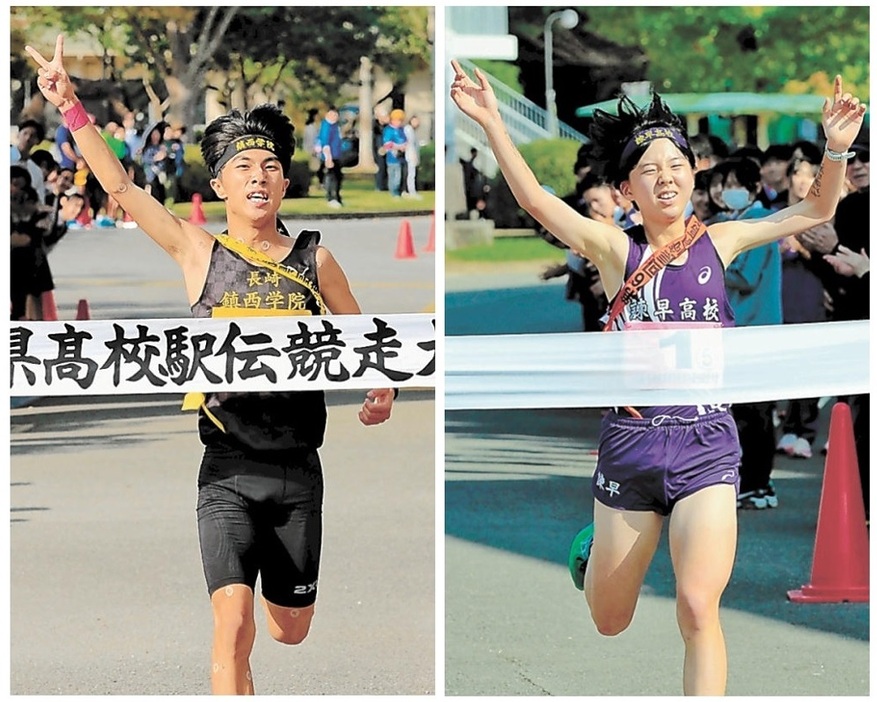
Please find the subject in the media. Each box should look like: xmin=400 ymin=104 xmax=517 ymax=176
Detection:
xmin=622 ymin=321 xmax=724 ymax=390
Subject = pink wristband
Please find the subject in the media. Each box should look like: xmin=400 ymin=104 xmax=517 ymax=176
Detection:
xmin=62 ymin=101 xmax=89 ymax=131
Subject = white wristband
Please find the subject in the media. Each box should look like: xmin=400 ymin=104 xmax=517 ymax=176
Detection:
xmin=825 ymin=147 xmax=856 ymax=162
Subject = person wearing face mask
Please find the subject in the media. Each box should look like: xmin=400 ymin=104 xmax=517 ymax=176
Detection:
xmin=713 ymin=158 xmax=783 ymax=510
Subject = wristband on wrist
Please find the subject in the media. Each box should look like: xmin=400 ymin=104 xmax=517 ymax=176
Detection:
xmin=62 ymin=101 xmax=90 ymax=132
xmin=825 ymin=146 xmax=856 ymax=162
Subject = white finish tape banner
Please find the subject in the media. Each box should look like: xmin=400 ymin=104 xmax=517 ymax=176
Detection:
xmin=445 ymin=320 xmax=869 ymax=410
xmin=10 ymin=314 xmax=436 ymax=396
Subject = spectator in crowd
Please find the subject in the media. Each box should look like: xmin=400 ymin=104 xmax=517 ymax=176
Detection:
xmin=757 ymin=143 xmax=793 ymax=210
xmin=822 ymin=164 xmax=869 ymax=520
xmin=163 ymin=123 xmax=187 ymax=203
xmin=141 ymin=121 xmax=169 ymax=205
xmin=319 ymin=106 xmax=344 ymax=207
xmin=690 ymin=133 xmax=723 ymax=172
xmin=54 ymin=112 xmax=79 ymax=171
xmin=12 ymin=118 xmax=47 ymax=201
xmin=122 ymin=111 xmax=141 ymax=161
xmin=844 ymin=143 xmax=869 ymax=194
xmin=29 ymin=148 xmax=59 ymax=187
xmin=372 ymin=107 xmax=389 ymax=191
xmin=382 ymin=108 xmax=408 ymax=198
xmin=460 ymin=147 xmax=488 ymax=218
xmin=403 ymin=114 xmax=422 ymax=199
xmin=691 ymin=169 xmax=716 ymax=222
xmin=712 ymin=157 xmax=783 ymax=509
xmin=541 ymin=172 xmax=615 ymax=332
xmin=11 ymin=174 xmax=53 ymax=321
xmin=773 ymin=152 xmax=834 ymax=459
xmin=303 ymin=108 xmax=322 ymax=190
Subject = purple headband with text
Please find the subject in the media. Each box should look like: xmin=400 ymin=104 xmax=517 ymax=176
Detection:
xmin=620 ymin=126 xmax=690 ymax=166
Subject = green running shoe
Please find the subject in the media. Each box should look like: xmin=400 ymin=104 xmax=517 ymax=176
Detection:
xmin=568 ymin=523 xmax=594 ymax=591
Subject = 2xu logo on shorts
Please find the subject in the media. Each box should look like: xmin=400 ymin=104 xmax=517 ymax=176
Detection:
xmin=293 ymin=580 xmax=318 ymax=596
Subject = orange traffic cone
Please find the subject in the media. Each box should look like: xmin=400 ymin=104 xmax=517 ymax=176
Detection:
xmin=75 ymin=299 xmax=91 ymax=321
xmin=189 ymin=193 xmax=207 ymax=225
xmin=788 ymin=402 xmax=869 ymax=603
xmin=394 ymin=219 xmax=416 ymax=259
xmin=40 ymin=291 xmax=59 ymax=321
xmin=423 ymin=213 xmax=435 ymax=253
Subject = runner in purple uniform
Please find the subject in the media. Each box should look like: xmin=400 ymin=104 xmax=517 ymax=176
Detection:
xmin=450 ymin=60 xmax=865 ymax=695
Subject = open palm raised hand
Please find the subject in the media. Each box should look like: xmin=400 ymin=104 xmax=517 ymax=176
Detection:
xmin=822 ymin=75 xmax=867 ymax=152
xmin=25 ymin=35 xmax=77 ymax=111
xmin=449 ymin=59 xmax=500 ymax=127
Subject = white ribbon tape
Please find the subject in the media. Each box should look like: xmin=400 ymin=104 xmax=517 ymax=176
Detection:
xmin=10 ymin=313 xmax=436 ymax=396
xmin=445 ymin=320 xmax=869 ymax=410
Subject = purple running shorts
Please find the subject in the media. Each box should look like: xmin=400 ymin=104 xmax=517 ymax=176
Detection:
xmin=591 ymin=409 xmax=741 ymax=515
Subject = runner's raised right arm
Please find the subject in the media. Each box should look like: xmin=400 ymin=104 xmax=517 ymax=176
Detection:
xmin=26 ymin=34 xmax=209 ymax=265
xmin=449 ymin=59 xmax=628 ymax=286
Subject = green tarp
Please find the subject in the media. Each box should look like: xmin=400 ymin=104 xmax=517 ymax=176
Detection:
xmin=576 ymin=92 xmax=827 ymax=118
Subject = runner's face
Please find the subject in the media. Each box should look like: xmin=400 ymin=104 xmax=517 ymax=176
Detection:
xmin=213 ymin=148 xmax=288 ymax=221
xmin=622 ymin=139 xmax=694 ymax=224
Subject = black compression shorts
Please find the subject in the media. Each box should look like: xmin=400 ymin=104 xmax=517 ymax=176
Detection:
xmin=196 ymin=442 xmax=324 ymax=608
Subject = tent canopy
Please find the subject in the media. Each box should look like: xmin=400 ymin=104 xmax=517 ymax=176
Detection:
xmin=576 ymin=92 xmax=827 ymax=118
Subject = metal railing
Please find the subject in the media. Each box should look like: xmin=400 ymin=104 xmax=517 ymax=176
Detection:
xmin=452 ymin=58 xmax=588 ymax=177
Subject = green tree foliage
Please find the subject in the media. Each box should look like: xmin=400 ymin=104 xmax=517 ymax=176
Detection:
xmin=12 ymin=6 xmax=431 ymax=127
xmin=512 ymin=6 xmax=869 ymax=100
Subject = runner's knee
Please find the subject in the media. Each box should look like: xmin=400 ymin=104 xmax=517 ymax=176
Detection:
xmin=265 ymin=603 xmax=315 ymax=646
xmin=270 ymin=621 xmax=312 ymax=646
xmin=211 ymin=587 xmax=256 ymax=657
xmin=675 ymin=588 xmax=720 ymax=639
xmin=589 ymin=606 xmax=635 ymax=637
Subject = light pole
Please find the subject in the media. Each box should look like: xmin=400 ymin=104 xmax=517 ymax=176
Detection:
xmin=544 ymin=8 xmax=579 ymax=138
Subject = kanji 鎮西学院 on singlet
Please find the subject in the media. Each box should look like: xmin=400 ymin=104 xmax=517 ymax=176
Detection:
xmin=191 ymin=230 xmax=327 ymax=452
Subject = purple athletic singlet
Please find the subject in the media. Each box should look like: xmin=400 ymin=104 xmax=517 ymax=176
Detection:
xmin=593 ymin=224 xmax=741 ymax=514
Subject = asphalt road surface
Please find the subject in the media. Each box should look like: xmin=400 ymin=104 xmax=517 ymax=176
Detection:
xmin=12 ymin=390 xmax=435 ymax=695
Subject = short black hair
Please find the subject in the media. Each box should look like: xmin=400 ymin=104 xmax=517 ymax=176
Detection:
xmin=588 ymin=92 xmax=695 ymax=187
xmin=200 ymin=103 xmax=295 ymax=177
xmin=713 ymin=157 xmax=762 ymax=193
xmin=791 ymin=140 xmax=822 ymax=165
xmin=579 ymin=171 xmax=612 ymax=193
xmin=730 ymin=145 xmax=764 ymax=166
xmin=11 ymin=165 xmax=32 ymax=187
xmin=761 ymin=144 xmax=794 ymax=165
xmin=30 ymin=149 xmax=58 ymax=173
xmin=17 ymin=118 xmax=46 ymax=142
xmin=694 ymin=168 xmax=713 ymax=191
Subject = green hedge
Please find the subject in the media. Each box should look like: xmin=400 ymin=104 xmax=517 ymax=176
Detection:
xmin=487 ymin=138 xmax=582 ymax=229
xmin=417 ymin=142 xmax=436 ymax=190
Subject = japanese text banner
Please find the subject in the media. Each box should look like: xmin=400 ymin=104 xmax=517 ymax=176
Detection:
xmin=445 ymin=320 xmax=869 ymax=410
xmin=11 ymin=313 xmax=435 ymax=396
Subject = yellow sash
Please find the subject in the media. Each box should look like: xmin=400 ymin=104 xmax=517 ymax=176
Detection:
xmin=213 ymin=233 xmax=328 ymax=314
xmin=182 ymin=232 xmax=324 ymax=424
